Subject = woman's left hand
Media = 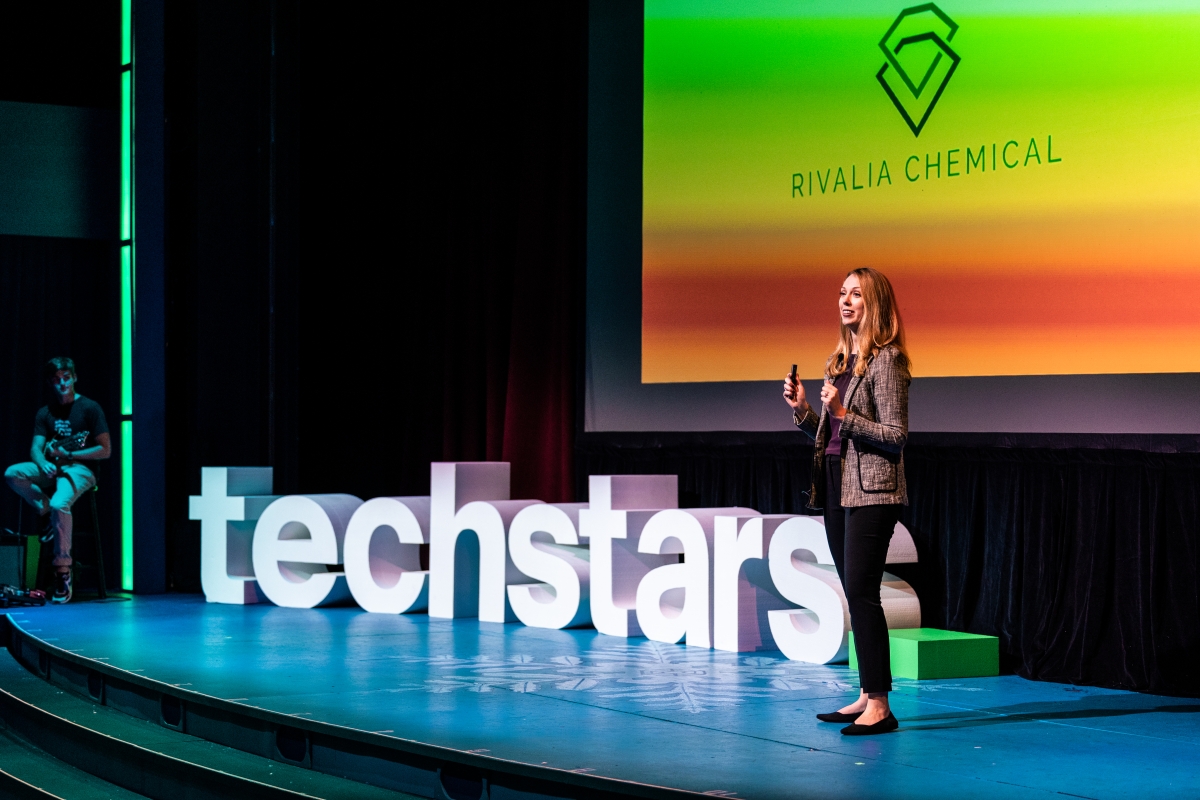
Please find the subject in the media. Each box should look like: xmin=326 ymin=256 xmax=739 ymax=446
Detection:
xmin=820 ymin=381 xmax=846 ymax=420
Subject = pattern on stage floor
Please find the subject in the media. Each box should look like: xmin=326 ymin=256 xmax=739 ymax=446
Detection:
xmin=392 ymin=643 xmax=857 ymax=712
xmin=9 ymin=595 xmax=1200 ymax=800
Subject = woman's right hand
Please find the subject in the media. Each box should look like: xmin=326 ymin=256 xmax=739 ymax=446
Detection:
xmin=783 ymin=373 xmax=807 ymax=412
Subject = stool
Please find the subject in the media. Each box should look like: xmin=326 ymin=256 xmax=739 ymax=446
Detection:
xmin=71 ymin=486 xmax=108 ymax=599
xmin=26 ymin=484 xmax=108 ymax=599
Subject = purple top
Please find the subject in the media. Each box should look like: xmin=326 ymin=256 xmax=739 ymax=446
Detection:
xmin=825 ymin=355 xmax=858 ymax=456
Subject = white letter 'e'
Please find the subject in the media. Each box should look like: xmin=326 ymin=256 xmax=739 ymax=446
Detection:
xmin=252 ymin=494 xmax=361 ymax=608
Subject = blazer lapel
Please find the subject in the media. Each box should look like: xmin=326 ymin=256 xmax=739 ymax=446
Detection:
xmin=843 ymin=373 xmax=864 ymax=409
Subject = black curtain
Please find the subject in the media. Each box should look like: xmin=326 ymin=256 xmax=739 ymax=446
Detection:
xmin=164 ymin=1 xmax=587 ymax=591
xmin=0 ymin=235 xmax=121 ymax=589
xmin=0 ymin=2 xmax=119 ymax=110
xmin=285 ymin=0 xmax=585 ymax=503
xmin=577 ymin=432 xmax=815 ymax=512
xmin=163 ymin=0 xmax=273 ymax=593
xmin=578 ymin=433 xmax=1200 ymax=698
xmin=907 ymin=445 xmax=1200 ymax=697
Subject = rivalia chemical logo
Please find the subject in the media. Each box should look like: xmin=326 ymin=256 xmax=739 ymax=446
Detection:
xmin=876 ymin=3 xmax=960 ymax=137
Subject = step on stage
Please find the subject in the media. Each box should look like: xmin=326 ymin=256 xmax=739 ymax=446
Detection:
xmin=4 ymin=595 xmax=1199 ymax=800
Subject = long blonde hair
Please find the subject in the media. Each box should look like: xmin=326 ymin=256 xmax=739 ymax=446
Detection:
xmin=826 ymin=267 xmax=910 ymax=378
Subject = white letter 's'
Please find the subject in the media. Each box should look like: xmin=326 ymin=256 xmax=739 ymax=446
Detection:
xmin=507 ymin=503 xmax=590 ymax=629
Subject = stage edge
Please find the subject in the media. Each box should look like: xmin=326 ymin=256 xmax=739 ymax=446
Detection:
xmin=0 ymin=614 xmax=723 ymax=800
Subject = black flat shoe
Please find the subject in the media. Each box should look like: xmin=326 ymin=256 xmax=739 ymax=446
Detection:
xmin=841 ymin=712 xmax=898 ymax=736
xmin=816 ymin=711 xmax=859 ymax=723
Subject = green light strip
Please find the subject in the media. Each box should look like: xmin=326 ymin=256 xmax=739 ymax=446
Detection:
xmin=120 ymin=70 xmax=131 ymax=241
xmin=121 ymin=420 xmax=133 ymax=591
xmin=121 ymin=0 xmax=134 ymax=592
xmin=121 ymin=0 xmax=132 ymax=66
xmin=120 ymin=245 xmax=133 ymax=414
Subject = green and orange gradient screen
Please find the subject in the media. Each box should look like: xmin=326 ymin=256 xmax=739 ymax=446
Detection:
xmin=642 ymin=1 xmax=1200 ymax=382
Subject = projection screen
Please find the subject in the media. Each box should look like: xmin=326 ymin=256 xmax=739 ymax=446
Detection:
xmin=586 ymin=0 xmax=1200 ymax=433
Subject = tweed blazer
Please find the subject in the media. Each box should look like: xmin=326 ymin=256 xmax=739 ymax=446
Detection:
xmin=794 ymin=344 xmax=911 ymax=510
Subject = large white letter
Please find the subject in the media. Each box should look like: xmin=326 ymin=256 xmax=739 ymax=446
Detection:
xmin=506 ymin=503 xmax=590 ymax=629
xmin=189 ymin=467 xmax=277 ymax=604
xmin=344 ymin=496 xmax=430 ymax=614
xmin=767 ymin=517 xmax=921 ymax=664
xmin=252 ymin=494 xmax=361 ymax=608
xmin=578 ymin=475 xmax=678 ymax=638
xmin=428 ymin=462 xmax=539 ymax=622
xmin=767 ymin=516 xmax=849 ymax=664
xmin=712 ymin=515 xmax=793 ymax=653
xmin=635 ymin=507 xmax=758 ymax=649
xmin=880 ymin=521 xmax=922 ymax=629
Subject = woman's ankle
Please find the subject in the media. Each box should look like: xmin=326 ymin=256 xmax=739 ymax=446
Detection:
xmin=838 ymin=696 xmax=869 ymax=713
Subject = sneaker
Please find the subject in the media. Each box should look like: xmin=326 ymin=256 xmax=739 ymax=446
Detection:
xmin=39 ymin=514 xmax=55 ymax=543
xmin=51 ymin=571 xmax=72 ymax=604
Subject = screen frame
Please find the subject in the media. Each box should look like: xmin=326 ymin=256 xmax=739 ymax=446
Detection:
xmin=585 ymin=0 xmax=1200 ymax=436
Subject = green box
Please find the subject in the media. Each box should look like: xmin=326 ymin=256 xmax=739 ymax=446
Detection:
xmin=849 ymin=628 xmax=999 ymax=680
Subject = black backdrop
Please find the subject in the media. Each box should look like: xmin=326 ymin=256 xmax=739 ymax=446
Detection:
xmin=906 ymin=443 xmax=1200 ymax=696
xmin=163 ymin=2 xmax=586 ymax=591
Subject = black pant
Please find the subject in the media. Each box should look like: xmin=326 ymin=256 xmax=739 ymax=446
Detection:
xmin=823 ymin=455 xmax=902 ymax=693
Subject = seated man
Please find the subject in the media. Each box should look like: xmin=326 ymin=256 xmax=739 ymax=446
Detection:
xmin=5 ymin=357 xmax=111 ymax=603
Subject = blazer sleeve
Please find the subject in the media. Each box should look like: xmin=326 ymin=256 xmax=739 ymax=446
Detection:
xmin=838 ymin=348 xmax=909 ymax=453
xmin=793 ymin=405 xmax=820 ymax=439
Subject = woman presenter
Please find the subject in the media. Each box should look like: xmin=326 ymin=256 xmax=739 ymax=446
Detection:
xmin=782 ymin=267 xmax=911 ymax=736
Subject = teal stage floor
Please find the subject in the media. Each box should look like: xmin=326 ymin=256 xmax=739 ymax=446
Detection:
xmin=9 ymin=595 xmax=1200 ymax=799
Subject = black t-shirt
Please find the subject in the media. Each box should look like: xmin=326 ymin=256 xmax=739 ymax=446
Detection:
xmin=34 ymin=395 xmax=110 ymax=450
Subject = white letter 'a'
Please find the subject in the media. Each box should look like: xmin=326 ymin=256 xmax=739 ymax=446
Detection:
xmin=344 ymin=497 xmax=430 ymax=614
xmin=635 ymin=510 xmax=711 ymax=647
